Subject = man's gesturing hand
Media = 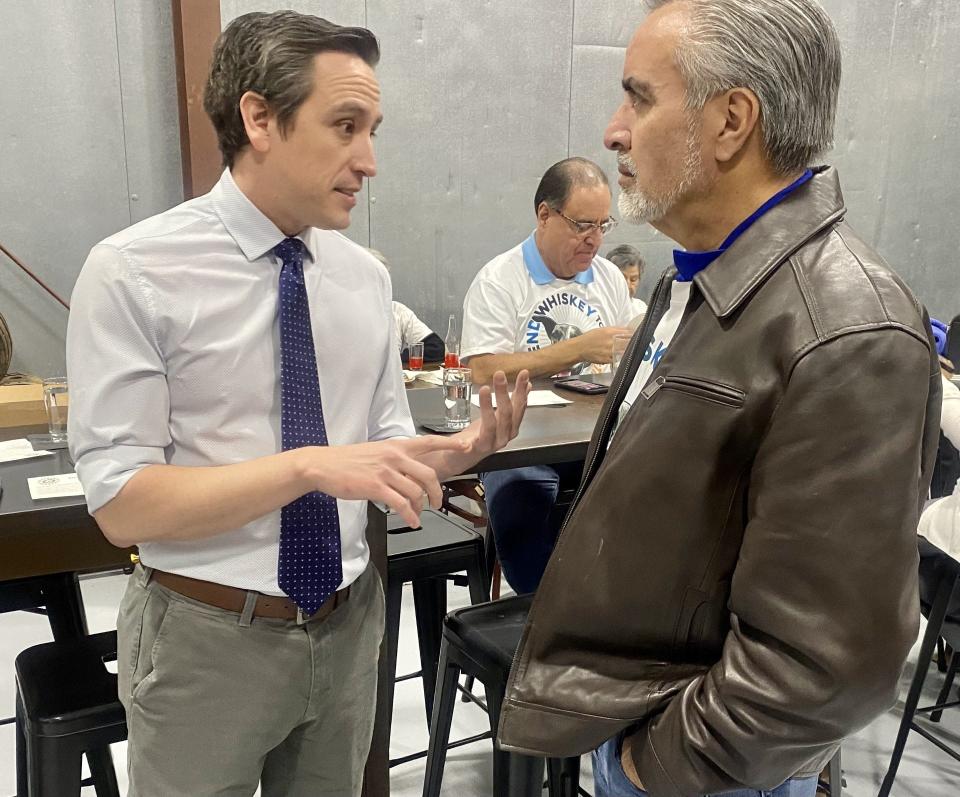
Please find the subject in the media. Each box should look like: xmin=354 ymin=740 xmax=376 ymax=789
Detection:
xmin=467 ymin=370 xmax=530 ymax=456
xmin=302 ymin=436 xmax=468 ymax=528
xmin=419 ymin=370 xmax=531 ymax=481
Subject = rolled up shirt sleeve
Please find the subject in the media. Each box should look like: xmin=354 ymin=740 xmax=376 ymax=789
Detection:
xmin=67 ymin=244 xmax=171 ymax=514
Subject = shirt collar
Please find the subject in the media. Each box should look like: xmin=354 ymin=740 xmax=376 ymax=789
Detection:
xmin=210 ymin=169 xmax=317 ymax=263
xmin=522 ymin=232 xmax=595 ymax=286
xmin=672 ymin=168 xmax=814 ymax=282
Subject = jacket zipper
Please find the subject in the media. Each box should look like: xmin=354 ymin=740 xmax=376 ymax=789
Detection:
xmin=501 ymin=269 xmax=677 ymax=699
xmin=568 ymin=268 xmax=678 ymax=510
xmin=641 ymin=374 xmax=745 ymax=407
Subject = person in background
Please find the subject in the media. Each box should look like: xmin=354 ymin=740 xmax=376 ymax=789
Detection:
xmin=66 ymin=12 xmax=528 ymax=796
xmin=917 ymin=318 xmax=960 ymax=558
xmin=606 ymin=243 xmax=649 ymax=319
xmin=497 ymin=2 xmax=939 ymax=795
xmin=367 ymin=248 xmax=444 ymax=364
xmin=461 ymin=157 xmax=634 ymax=594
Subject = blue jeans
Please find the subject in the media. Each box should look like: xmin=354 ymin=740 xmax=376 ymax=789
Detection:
xmin=481 ymin=462 xmax=582 ymax=594
xmin=592 ymin=735 xmax=819 ymax=797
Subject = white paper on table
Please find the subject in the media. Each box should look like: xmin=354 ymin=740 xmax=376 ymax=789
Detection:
xmin=28 ymin=473 xmax=85 ymax=500
xmin=0 ymin=438 xmax=53 ymax=463
xmin=471 ymin=389 xmax=572 ymax=408
xmin=404 ymin=370 xmax=444 ymax=385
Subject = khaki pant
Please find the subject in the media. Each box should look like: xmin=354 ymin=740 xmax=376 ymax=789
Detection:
xmin=117 ymin=562 xmax=385 ymax=797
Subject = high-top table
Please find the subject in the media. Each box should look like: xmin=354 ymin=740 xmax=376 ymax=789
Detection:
xmin=0 ymin=381 xmax=604 ymax=795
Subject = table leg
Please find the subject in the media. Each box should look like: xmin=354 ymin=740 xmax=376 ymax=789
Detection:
xmin=40 ymin=572 xmax=89 ymax=640
xmin=363 ymin=504 xmax=390 ymax=797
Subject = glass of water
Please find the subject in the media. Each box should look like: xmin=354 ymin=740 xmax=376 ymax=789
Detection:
xmin=42 ymin=377 xmax=69 ymax=442
xmin=443 ymin=367 xmax=473 ymax=429
xmin=611 ymin=333 xmax=632 ymax=371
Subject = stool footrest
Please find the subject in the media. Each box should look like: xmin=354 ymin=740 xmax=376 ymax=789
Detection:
xmin=389 ymin=730 xmax=494 ymax=768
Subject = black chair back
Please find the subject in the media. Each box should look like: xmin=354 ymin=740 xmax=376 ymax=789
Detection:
xmin=946 ymin=315 xmax=960 ymax=370
xmin=930 ymin=432 xmax=960 ymax=500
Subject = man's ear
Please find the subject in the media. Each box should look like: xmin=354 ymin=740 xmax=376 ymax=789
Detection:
xmin=710 ymin=87 xmax=762 ymax=164
xmin=536 ymin=202 xmax=551 ymax=228
xmin=238 ymin=90 xmax=274 ymax=155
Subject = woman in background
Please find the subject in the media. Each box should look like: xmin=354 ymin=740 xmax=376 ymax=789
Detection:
xmin=605 ymin=243 xmax=648 ymax=320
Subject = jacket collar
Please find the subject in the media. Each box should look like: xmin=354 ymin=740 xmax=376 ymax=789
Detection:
xmin=694 ymin=165 xmax=846 ymax=318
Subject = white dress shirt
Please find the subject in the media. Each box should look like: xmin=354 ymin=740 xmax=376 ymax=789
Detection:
xmin=67 ymin=169 xmax=415 ymax=594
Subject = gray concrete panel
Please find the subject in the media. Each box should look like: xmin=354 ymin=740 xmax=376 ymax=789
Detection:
xmin=221 ymin=0 xmax=365 ymax=27
xmin=115 ymin=0 xmax=184 ymax=224
xmin=573 ymin=0 xmax=647 ymax=47
xmin=366 ymin=0 xmax=574 ymax=333
xmin=0 ymin=1 xmax=131 ymax=376
xmin=822 ymin=0 xmax=960 ymax=319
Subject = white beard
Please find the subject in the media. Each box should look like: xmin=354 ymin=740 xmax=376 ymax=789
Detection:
xmin=617 ymin=124 xmax=704 ymax=224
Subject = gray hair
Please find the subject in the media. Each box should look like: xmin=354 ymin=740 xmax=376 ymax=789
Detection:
xmin=204 ymin=11 xmax=380 ymax=168
xmin=606 ymin=244 xmax=646 ymax=275
xmin=646 ymin=0 xmax=841 ymax=174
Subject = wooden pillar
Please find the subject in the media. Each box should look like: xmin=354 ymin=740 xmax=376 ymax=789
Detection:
xmin=171 ymin=0 xmax=223 ymax=199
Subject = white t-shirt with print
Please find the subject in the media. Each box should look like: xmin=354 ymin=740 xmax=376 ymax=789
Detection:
xmin=461 ymin=240 xmax=633 ymax=375
xmin=392 ymin=301 xmax=433 ymax=350
xmin=614 ymin=279 xmax=691 ymax=431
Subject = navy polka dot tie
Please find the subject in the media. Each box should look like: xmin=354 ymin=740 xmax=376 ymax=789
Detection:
xmin=275 ymin=237 xmax=342 ymax=615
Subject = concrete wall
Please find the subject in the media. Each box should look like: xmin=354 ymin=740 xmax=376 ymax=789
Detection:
xmin=0 ymin=0 xmax=183 ymax=377
xmin=2 ymin=0 xmax=958 ymax=375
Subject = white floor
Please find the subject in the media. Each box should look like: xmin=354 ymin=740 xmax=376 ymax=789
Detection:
xmin=1 ymin=573 xmax=959 ymax=796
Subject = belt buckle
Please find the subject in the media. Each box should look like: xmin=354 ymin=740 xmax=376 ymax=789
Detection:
xmin=296 ymin=607 xmax=308 ymax=626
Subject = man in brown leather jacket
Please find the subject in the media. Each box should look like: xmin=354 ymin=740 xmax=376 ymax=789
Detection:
xmin=497 ymin=1 xmax=942 ymax=795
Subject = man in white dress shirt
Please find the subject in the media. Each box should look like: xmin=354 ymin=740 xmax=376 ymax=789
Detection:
xmin=66 ymin=12 xmax=528 ymax=796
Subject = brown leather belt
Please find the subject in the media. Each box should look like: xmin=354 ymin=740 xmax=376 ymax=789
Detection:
xmin=149 ymin=568 xmax=350 ymax=624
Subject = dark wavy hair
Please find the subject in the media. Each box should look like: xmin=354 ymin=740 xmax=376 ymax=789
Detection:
xmin=204 ymin=11 xmax=380 ymax=168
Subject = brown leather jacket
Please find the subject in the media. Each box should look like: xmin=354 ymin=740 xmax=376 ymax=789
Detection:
xmin=497 ymin=167 xmax=941 ymax=796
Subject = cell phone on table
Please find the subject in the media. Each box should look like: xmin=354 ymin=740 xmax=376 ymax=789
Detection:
xmin=553 ymin=377 xmax=608 ymax=395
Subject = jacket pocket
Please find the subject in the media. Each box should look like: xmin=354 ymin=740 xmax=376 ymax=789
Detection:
xmin=672 ymin=583 xmax=730 ymax=662
xmin=642 ymin=374 xmax=746 ymax=408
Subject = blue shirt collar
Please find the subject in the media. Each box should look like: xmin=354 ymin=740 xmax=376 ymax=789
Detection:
xmin=522 ymin=232 xmax=595 ymax=286
xmin=672 ymin=169 xmax=813 ymax=282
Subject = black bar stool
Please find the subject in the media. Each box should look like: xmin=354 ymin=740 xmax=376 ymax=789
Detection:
xmin=879 ymin=539 xmax=960 ymax=796
xmin=422 ymin=594 xmax=581 ymax=797
xmin=15 ymin=630 xmax=126 ymax=797
xmin=386 ymin=509 xmax=490 ymax=766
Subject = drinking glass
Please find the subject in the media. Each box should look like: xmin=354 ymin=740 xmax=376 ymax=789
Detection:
xmin=42 ymin=377 xmax=69 ymax=442
xmin=611 ymin=333 xmax=632 ymax=371
xmin=408 ymin=342 xmax=425 ymax=371
xmin=443 ymin=367 xmax=473 ymax=429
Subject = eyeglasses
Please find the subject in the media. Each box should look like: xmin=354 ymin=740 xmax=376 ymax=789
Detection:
xmin=552 ymin=207 xmax=619 ymax=236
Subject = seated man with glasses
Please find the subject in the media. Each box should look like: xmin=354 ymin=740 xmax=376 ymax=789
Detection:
xmin=461 ymin=157 xmax=633 ymax=593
